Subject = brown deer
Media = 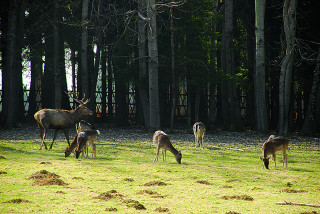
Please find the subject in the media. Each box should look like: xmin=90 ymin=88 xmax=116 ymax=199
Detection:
xmin=34 ymin=94 xmax=93 ymax=150
xmin=260 ymin=135 xmax=289 ymax=169
xmin=76 ymin=120 xmax=96 ymax=158
xmin=65 ymin=129 xmax=100 ymax=159
xmin=193 ymin=122 xmax=206 ymax=148
xmin=153 ymin=131 xmax=182 ymax=164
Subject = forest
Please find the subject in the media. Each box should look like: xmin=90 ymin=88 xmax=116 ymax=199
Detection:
xmin=1 ymin=0 xmax=320 ymax=135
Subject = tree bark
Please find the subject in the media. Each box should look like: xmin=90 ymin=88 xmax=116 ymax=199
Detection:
xmin=254 ymin=0 xmax=268 ymax=131
xmin=301 ymin=49 xmax=320 ymax=134
xmin=2 ymin=0 xmax=19 ymax=128
xmin=147 ymin=0 xmax=160 ymax=129
xmin=137 ymin=0 xmax=150 ymax=128
xmin=81 ymin=0 xmax=89 ymax=98
xmin=53 ymin=0 xmax=61 ymax=109
xmin=170 ymin=7 xmax=177 ymax=131
xmin=278 ymin=0 xmax=297 ymax=135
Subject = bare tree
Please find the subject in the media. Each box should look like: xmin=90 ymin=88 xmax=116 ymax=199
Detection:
xmin=137 ymin=0 xmax=150 ymax=128
xmin=254 ymin=0 xmax=268 ymax=131
xmin=278 ymin=0 xmax=297 ymax=135
xmin=147 ymin=0 xmax=160 ymax=129
xmin=301 ymin=49 xmax=320 ymax=134
xmin=222 ymin=0 xmax=242 ymax=130
xmin=81 ymin=0 xmax=89 ymax=97
xmin=53 ymin=0 xmax=61 ymax=108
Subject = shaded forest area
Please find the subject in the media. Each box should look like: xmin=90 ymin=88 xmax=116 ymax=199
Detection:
xmin=1 ymin=0 xmax=320 ymax=135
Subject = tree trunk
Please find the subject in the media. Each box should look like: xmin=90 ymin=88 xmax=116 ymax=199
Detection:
xmin=137 ymin=0 xmax=150 ymax=128
xmin=53 ymin=0 xmax=61 ymax=109
xmin=2 ymin=0 xmax=19 ymax=128
xmin=29 ymin=33 xmax=42 ymax=116
xmin=101 ymin=46 xmax=107 ymax=119
xmin=220 ymin=18 xmax=230 ymax=128
xmin=147 ymin=0 xmax=160 ymax=129
xmin=107 ymin=53 xmax=113 ymax=119
xmin=278 ymin=0 xmax=297 ymax=135
xmin=170 ymin=7 xmax=177 ymax=131
xmin=81 ymin=0 xmax=89 ymax=98
xmin=301 ymin=49 xmax=320 ymax=134
xmin=254 ymin=0 xmax=268 ymax=131
xmin=225 ymin=0 xmax=241 ymax=130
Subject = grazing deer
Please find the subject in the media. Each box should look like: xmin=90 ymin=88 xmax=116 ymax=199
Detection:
xmin=76 ymin=120 xmax=96 ymax=158
xmin=65 ymin=129 xmax=100 ymax=159
xmin=153 ymin=131 xmax=182 ymax=164
xmin=260 ymin=135 xmax=289 ymax=169
xmin=34 ymin=94 xmax=93 ymax=150
xmin=193 ymin=122 xmax=206 ymax=148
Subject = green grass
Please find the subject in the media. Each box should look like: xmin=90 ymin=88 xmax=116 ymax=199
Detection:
xmin=0 ymin=136 xmax=320 ymax=214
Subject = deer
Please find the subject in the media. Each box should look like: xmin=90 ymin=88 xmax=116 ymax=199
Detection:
xmin=76 ymin=120 xmax=96 ymax=158
xmin=260 ymin=135 xmax=289 ymax=169
xmin=153 ymin=131 xmax=182 ymax=164
xmin=65 ymin=129 xmax=100 ymax=159
xmin=193 ymin=122 xmax=206 ymax=148
xmin=34 ymin=93 xmax=93 ymax=150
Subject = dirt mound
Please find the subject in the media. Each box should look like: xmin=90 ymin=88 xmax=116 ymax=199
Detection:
xmin=72 ymin=177 xmax=84 ymax=180
xmin=4 ymin=198 xmax=31 ymax=204
xmin=196 ymin=180 xmax=212 ymax=185
xmin=138 ymin=190 xmax=159 ymax=195
xmin=300 ymin=211 xmax=318 ymax=214
xmin=28 ymin=170 xmax=59 ymax=180
xmin=0 ymin=156 xmax=6 ymax=159
xmin=56 ymin=191 xmax=65 ymax=194
xmin=94 ymin=190 xmax=123 ymax=200
xmin=123 ymin=199 xmax=146 ymax=210
xmin=124 ymin=178 xmax=134 ymax=182
xmin=105 ymin=207 xmax=118 ymax=212
xmin=281 ymin=188 xmax=307 ymax=193
xmin=221 ymin=195 xmax=254 ymax=201
xmin=155 ymin=207 xmax=169 ymax=212
xmin=226 ymin=212 xmax=241 ymax=214
xmin=28 ymin=170 xmax=67 ymax=186
xmin=0 ymin=171 xmax=7 ymax=175
xmin=143 ymin=181 xmax=168 ymax=186
xmin=40 ymin=162 xmax=52 ymax=164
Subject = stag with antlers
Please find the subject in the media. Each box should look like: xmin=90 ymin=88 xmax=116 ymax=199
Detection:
xmin=34 ymin=93 xmax=93 ymax=150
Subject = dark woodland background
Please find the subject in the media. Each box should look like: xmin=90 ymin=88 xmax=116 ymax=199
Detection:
xmin=1 ymin=0 xmax=320 ymax=136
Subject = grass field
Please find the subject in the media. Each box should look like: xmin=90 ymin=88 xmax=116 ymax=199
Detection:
xmin=0 ymin=128 xmax=320 ymax=214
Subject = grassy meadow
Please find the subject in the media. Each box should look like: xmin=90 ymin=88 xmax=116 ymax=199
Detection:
xmin=0 ymin=129 xmax=320 ymax=214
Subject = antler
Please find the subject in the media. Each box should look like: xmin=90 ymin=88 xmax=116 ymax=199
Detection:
xmin=65 ymin=91 xmax=90 ymax=105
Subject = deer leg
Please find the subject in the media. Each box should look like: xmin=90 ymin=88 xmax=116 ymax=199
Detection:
xmin=86 ymin=143 xmax=89 ymax=158
xmin=92 ymin=143 xmax=96 ymax=158
xmin=154 ymin=147 xmax=160 ymax=163
xmin=283 ymin=151 xmax=288 ymax=168
xmin=273 ymin=154 xmax=277 ymax=169
xmin=49 ymin=129 xmax=60 ymax=150
xmin=164 ymin=150 xmax=167 ymax=163
xmin=40 ymin=127 xmax=48 ymax=150
xmin=63 ymin=129 xmax=70 ymax=146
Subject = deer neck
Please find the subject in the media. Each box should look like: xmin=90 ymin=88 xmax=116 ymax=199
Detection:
xmin=71 ymin=108 xmax=84 ymax=123
xmin=167 ymin=144 xmax=179 ymax=156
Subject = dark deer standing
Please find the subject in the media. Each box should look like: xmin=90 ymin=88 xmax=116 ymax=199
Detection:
xmin=153 ymin=131 xmax=182 ymax=164
xmin=193 ymin=122 xmax=206 ymax=148
xmin=65 ymin=129 xmax=100 ymax=159
xmin=34 ymin=94 xmax=93 ymax=150
xmin=260 ymin=135 xmax=289 ymax=169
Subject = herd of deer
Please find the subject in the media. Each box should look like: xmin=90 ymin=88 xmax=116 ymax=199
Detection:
xmin=33 ymin=93 xmax=289 ymax=169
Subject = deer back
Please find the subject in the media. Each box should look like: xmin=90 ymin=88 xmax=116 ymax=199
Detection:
xmin=263 ymin=137 xmax=289 ymax=157
xmin=76 ymin=120 xmax=94 ymax=133
xmin=193 ymin=122 xmax=206 ymax=136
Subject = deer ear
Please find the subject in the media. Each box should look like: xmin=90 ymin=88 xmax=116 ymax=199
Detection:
xmin=259 ymin=156 xmax=263 ymax=160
